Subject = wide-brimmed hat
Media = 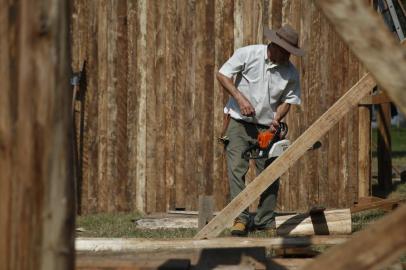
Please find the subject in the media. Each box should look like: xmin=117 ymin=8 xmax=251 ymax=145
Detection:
xmin=264 ymin=24 xmax=305 ymax=56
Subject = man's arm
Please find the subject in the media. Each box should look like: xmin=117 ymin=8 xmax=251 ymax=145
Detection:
xmin=216 ymin=72 xmax=255 ymax=116
xmin=270 ymin=102 xmax=291 ymax=131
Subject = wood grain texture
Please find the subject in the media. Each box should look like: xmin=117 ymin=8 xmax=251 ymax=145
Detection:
xmin=302 ymin=205 xmax=406 ymax=270
xmin=76 ymin=236 xmax=350 ymax=252
xmin=0 ymin=0 xmax=74 ymax=268
xmin=275 ymin=209 xmax=352 ymax=236
xmin=72 ymin=0 xmax=369 ymax=214
xmin=195 ymin=74 xmax=376 ymax=239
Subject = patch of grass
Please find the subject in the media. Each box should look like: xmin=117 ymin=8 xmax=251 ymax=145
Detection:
xmin=76 ymin=212 xmax=199 ymax=238
xmin=351 ymin=209 xmax=386 ymax=232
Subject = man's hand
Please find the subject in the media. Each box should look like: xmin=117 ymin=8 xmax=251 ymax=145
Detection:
xmin=237 ymin=94 xmax=255 ymax=116
xmin=270 ymin=119 xmax=280 ymax=132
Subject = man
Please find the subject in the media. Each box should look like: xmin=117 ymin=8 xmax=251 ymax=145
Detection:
xmin=217 ymin=24 xmax=304 ymax=236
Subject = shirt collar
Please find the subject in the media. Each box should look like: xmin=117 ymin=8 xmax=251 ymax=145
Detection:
xmin=264 ymin=46 xmax=278 ymax=69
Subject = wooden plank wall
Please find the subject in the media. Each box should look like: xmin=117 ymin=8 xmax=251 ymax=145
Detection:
xmin=71 ymin=0 xmax=363 ymax=214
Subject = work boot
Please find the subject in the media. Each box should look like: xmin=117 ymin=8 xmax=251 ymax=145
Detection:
xmin=230 ymin=219 xmax=248 ymax=236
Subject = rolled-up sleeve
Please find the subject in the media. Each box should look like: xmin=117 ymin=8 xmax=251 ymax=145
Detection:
xmin=218 ymin=48 xmax=246 ymax=78
xmin=281 ymin=73 xmax=301 ymax=105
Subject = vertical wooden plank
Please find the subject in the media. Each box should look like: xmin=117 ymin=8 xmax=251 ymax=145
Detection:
xmin=358 ymin=105 xmax=372 ymax=197
xmin=198 ymin=0 xmax=215 ymax=199
xmin=297 ymin=0 xmax=311 ymax=210
xmin=377 ymin=102 xmax=392 ymax=191
xmin=347 ymin=51 xmax=361 ymax=205
xmin=271 ymin=0 xmax=283 ymax=29
xmin=234 ymin=0 xmax=244 ymax=49
xmin=326 ymin=29 xmax=340 ymax=208
xmin=0 ymin=0 xmax=74 ymax=268
xmin=136 ymin=0 xmax=147 ymax=213
xmin=316 ymin=8 xmax=331 ymax=208
xmin=115 ymin=0 xmax=129 ymax=211
xmin=97 ymin=1 xmax=109 ymax=212
xmin=164 ymin=0 xmax=176 ymax=211
xmin=0 ymin=1 xmax=13 ymax=267
xmin=337 ymin=42 xmax=350 ymax=208
xmin=145 ymin=0 xmax=157 ymax=213
xmin=306 ymin=2 xmax=320 ymax=207
xmin=154 ymin=0 xmax=167 ymax=212
xmin=174 ymin=0 xmax=187 ymax=209
xmin=106 ymin=0 xmax=118 ymax=212
xmin=186 ymin=0 xmax=201 ymax=210
xmin=127 ymin=0 xmax=139 ymax=211
xmin=213 ymin=0 xmax=234 ymax=210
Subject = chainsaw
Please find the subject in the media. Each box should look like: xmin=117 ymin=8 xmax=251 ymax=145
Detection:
xmin=241 ymin=122 xmax=290 ymax=161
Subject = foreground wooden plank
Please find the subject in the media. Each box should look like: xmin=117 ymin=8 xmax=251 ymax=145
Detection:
xmin=195 ymin=74 xmax=376 ymax=239
xmin=76 ymin=236 xmax=350 ymax=252
xmin=275 ymin=209 xmax=351 ymax=236
xmin=302 ymin=204 xmax=406 ymax=270
xmin=350 ymin=198 xmax=405 ymax=213
xmin=0 ymin=1 xmax=74 ymax=269
xmin=77 ymin=250 xmax=314 ymax=270
xmin=313 ymin=0 xmax=406 ymax=116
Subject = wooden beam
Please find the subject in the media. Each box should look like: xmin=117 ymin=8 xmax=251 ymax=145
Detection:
xmin=359 ymin=91 xmax=392 ymax=105
xmin=313 ymin=0 xmax=406 ymax=116
xmin=275 ymin=209 xmax=352 ymax=236
xmin=301 ymin=204 xmax=406 ymax=270
xmin=77 ymin=251 xmax=314 ymax=270
xmin=351 ymin=198 xmax=405 ymax=213
xmin=76 ymin=236 xmax=350 ymax=252
xmin=198 ymin=195 xmax=214 ymax=230
xmin=194 ymin=74 xmax=376 ymax=239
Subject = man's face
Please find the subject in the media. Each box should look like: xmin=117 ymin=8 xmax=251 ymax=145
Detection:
xmin=268 ymin=43 xmax=290 ymax=64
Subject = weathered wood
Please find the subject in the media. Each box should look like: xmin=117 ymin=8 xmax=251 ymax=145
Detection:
xmin=350 ymin=198 xmax=405 ymax=213
xmin=359 ymin=91 xmax=392 ymax=105
xmin=358 ymin=105 xmax=372 ymax=197
xmin=134 ymin=217 xmax=198 ymax=229
xmin=302 ymin=204 xmax=406 ymax=270
xmin=73 ymin=0 xmax=369 ymax=214
xmin=76 ymin=236 xmax=350 ymax=252
xmin=0 ymin=0 xmax=74 ymax=269
xmin=198 ymin=195 xmax=214 ymax=230
xmin=377 ymin=101 xmax=393 ymax=190
xmin=313 ymin=0 xmax=406 ymax=116
xmin=195 ymin=74 xmax=376 ymax=239
xmin=76 ymin=250 xmax=314 ymax=270
xmin=275 ymin=209 xmax=352 ymax=236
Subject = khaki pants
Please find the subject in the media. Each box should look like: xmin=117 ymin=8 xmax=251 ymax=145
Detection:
xmin=225 ymin=118 xmax=280 ymax=229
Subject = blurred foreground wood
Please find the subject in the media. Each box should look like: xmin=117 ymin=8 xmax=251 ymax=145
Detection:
xmin=0 ymin=0 xmax=74 ymax=269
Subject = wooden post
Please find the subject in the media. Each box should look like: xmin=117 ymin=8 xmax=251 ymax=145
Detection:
xmin=0 ymin=0 xmax=74 ymax=269
xmin=198 ymin=195 xmax=214 ymax=230
xmin=358 ymin=105 xmax=372 ymax=197
xmin=194 ymin=74 xmax=376 ymax=239
xmin=377 ymin=100 xmax=392 ymax=191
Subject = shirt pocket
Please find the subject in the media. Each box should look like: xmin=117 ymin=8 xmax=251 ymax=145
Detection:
xmin=269 ymin=76 xmax=288 ymax=102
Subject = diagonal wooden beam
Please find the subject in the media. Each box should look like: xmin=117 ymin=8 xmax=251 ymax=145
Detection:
xmin=313 ymin=0 xmax=406 ymax=116
xmin=301 ymin=204 xmax=406 ymax=270
xmin=194 ymin=73 xmax=376 ymax=239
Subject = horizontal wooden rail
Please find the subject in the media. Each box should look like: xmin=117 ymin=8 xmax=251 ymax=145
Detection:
xmin=76 ymin=236 xmax=350 ymax=252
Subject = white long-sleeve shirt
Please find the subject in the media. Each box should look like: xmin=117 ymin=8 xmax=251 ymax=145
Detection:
xmin=219 ymin=44 xmax=301 ymax=126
